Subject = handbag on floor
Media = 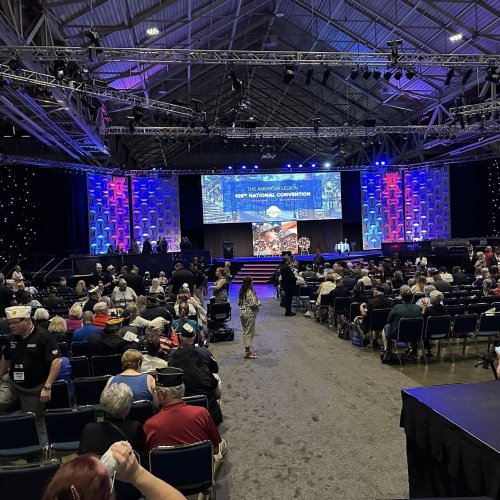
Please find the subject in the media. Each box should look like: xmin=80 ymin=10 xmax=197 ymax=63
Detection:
xmin=351 ymin=322 xmax=369 ymax=347
xmin=338 ymin=321 xmax=351 ymax=340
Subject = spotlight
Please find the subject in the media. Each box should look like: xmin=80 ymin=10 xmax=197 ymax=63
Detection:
xmin=228 ymin=166 xmax=233 ymax=170
xmin=321 ymin=68 xmax=331 ymax=86
xmin=406 ymin=69 xmax=415 ymax=79
xmin=84 ymin=30 xmax=103 ymax=62
xmin=350 ymin=67 xmax=359 ymax=80
xmin=299 ymin=164 xmax=303 ymax=168
xmin=311 ymin=163 xmax=316 ymax=167
xmin=381 ymin=161 xmax=386 ymax=166
xmin=375 ymin=161 xmax=380 ymax=166
xmin=372 ymin=70 xmax=381 ymax=80
xmin=229 ymin=70 xmax=242 ymax=91
xmin=286 ymin=163 xmax=292 ymax=168
xmin=146 ymin=27 xmax=160 ymax=36
xmin=449 ymin=33 xmax=463 ymax=42
xmin=362 ymin=69 xmax=371 ymax=80
xmin=53 ymin=60 xmax=67 ymax=81
xmin=7 ymin=56 xmax=21 ymax=72
xmin=191 ymin=98 xmax=202 ymax=113
xmin=324 ymin=162 xmax=331 ymax=168
xmin=283 ymin=65 xmax=295 ymax=84
xmin=461 ymin=68 xmax=473 ymax=85
xmin=312 ymin=118 xmax=321 ymax=133
xmin=394 ymin=68 xmax=403 ymax=80
xmin=241 ymin=165 xmax=247 ymax=169
xmin=485 ymin=67 xmax=499 ymax=83
xmin=305 ymin=68 xmax=313 ymax=85
xmin=383 ymin=70 xmax=392 ymax=81
xmin=387 ymin=40 xmax=402 ymax=64
xmin=132 ymin=106 xmax=143 ymax=123
xmin=253 ymin=165 xmax=259 ymax=169
xmin=444 ymin=68 xmax=455 ymax=85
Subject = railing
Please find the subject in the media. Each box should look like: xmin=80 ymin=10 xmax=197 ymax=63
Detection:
xmin=44 ymin=258 xmax=69 ymax=283
xmin=32 ymin=258 xmax=56 ymax=280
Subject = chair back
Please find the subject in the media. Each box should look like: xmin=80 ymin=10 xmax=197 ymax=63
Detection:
xmin=478 ymin=312 xmax=500 ymax=334
xmin=45 ymin=406 xmax=96 ymax=447
xmin=412 ymin=293 xmax=425 ymax=304
xmin=69 ymin=356 xmax=90 ymax=379
xmin=451 ymin=313 xmax=478 ymax=338
xmin=91 ymin=354 xmax=122 ymax=377
xmin=0 ymin=460 xmax=60 ymax=498
xmin=149 ymin=440 xmax=213 ymax=496
xmin=446 ymin=304 xmax=466 ymax=320
xmin=333 ymin=297 xmax=351 ymax=315
xmin=57 ymin=342 xmax=69 ymax=358
xmin=424 ymin=315 xmax=451 ymax=339
xmin=127 ymin=400 xmax=154 ymax=425
xmin=0 ymin=413 xmax=41 ymax=456
xmin=368 ymin=309 xmax=391 ymax=331
xmin=46 ymin=380 xmax=71 ymax=409
xmin=467 ymin=302 xmax=492 ymax=315
xmin=208 ymin=302 xmax=231 ymax=321
xmin=443 ymin=297 xmax=459 ymax=305
xmin=298 ymin=286 xmax=313 ymax=298
xmin=319 ymin=294 xmax=332 ymax=306
xmin=348 ymin=302 xmax=361 ymax=322
xmin=73 ymin=376 xmax=109 ymax=406
xmin=396 ymin=318 xmax=424 ymax=343
xmin=70 ymin=341 xmax=89 ymax=357
xmin=183 ymin=394 xmax=209 ymax=409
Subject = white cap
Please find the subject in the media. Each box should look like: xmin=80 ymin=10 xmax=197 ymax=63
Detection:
xmin=149 ymin=317 xmax=167 ymax=331
xmin=5 ymin=306 xmax=32 ymax=320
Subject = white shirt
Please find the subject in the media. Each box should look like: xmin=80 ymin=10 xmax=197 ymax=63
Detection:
xmin=141 ymin=355 xmax=168 ymax=373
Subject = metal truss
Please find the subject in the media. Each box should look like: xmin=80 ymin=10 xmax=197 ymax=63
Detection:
xmin=2 ymin=46 xmax=500 ymax=67
xmin=450 ymin=100 xmax=500 ymax=117
xmin=102 ymin=124 xmax=500 ymax=138
xmin=0 ymin=65 xmax=199 ymax=118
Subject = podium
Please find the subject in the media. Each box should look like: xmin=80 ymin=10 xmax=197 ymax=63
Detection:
xmin=223 ymin=242 xmax=234 ymax=259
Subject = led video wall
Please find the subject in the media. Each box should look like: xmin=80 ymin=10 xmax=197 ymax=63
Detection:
xmin=361 ymin=166 xmax=450 ymax=250
xmin=87 ymin=174 xmax=131 ymax=254
xmin=131 ymin=176 xmax=181 ymax=252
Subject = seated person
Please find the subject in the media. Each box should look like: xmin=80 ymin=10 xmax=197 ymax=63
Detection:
xmin=88 ymin=318 xmax=139 ymax=356
xmin=381 ymin=289 xmax=421 ymax=361
xmin=432 ymin=272 xmax=453 ymax=293
xmin=42 ymin=287 xmax=65 ymax=311
xmin=56 ymin=278 xmax=74 ymax=296
xmin=421 ymin=290 xmax=448 ymax=357
xmin=92 ymin=301 xmax=111 ymax=329
xmin=358 ymin=285 xmax=394 ymax=347
xmin=451 ymin=265 xmax=468 ymax=284
xmin=144 ymin=367 xmax=226 ymax=471
xmin=48 ymin=315 xmax=69 ymax=343
xmin=79 ymin=383 xmax=145 ymax=457
xmin=33 ymin=307 xmax=50 ymax=330
xmin=65 ymin=303 xmax=83 ymax=333
xmin=72 ymin=311 xmax=101 ymax=342
xmin=106 ymin=350 xmax=156 ymax=405
xmin=141 ymin=332 xmax=169 ymax=373
xmin=141 ymin=295 xmax=174 ymax=322
xmin=172 ymin=301 xmax=202 ymax=337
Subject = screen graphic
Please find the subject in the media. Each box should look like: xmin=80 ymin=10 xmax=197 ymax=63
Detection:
xmin=201 ymin=173 xmax=342 ymax=224
xmin=252 ymin=221 xmax=298 ymax=256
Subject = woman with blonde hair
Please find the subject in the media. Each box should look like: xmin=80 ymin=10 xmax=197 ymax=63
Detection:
xmin=411 ymin=275 xmax=427 ymax=294
xmin=106 ymin=349 xmax=156 ymax=405
xmin=75 ymin=279 xmax=87 ymax=296
xmin=48 ymin=315 xmax=68 ymax=343
xmin=148 ymin=278 xmax=165 ymax=295
xmin=65 ymin=302 xmax=83 ymax=333
xmin=475 ymin=251 xmax=486 ymax=270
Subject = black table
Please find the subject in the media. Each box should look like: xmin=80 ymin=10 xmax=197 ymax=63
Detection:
xmin=401 ymin=382 xmax=500 ymax=499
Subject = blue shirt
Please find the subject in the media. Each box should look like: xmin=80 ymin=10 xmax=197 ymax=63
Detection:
xmin=111 ymin=373 xmax=152 ymax=402
xmin=73 ymin=323 xmax=102 ymax=342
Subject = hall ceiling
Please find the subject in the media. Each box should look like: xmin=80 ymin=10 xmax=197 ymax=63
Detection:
xmin=0 ymin=0 xmax=498 ymax=170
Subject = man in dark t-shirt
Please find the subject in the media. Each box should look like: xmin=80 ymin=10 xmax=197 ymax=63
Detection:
xmin=169 ymin=263 xmax=194 ymax=296
xmin=0 ymin=306 xmax=62 ymax=416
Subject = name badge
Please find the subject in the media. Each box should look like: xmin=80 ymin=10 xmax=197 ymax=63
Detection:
xmin=13 ymin=371 xmax=25 ymax=382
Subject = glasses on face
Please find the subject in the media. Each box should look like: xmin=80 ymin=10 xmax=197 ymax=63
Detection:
xmin=8 ymin=319 xmax=25 ymax=326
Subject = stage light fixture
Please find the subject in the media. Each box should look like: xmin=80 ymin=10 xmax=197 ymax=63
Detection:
xmin=372 ymin=70 xmax=381 ymax=80
xmin=84 ymin=30 xmax=103 ymax=62
xmin=229 ymin=70 xmax=242 ymax=91
xmin=147 ymin=27 xmax=160 ymax=36
xmin=283 ymin=65 xmax=295 ymax=84
xmin=299 ymin=164 xmax=303 ymax=168
xmin=444 ymin=68 xmax=455 ymax=85
xmin=362 ymin=69 xmax=371 ymax=80
xmin=324 ymin=162 xmax=331 ymax=168
xmin=311 ymin=163 xmax=316 ymax=167
xmin=350 ymin=67 xmax=359 ymax=80
xmin=286 ymin=163 xmax=292 ymax=168
xmin=312 ymin=117 xmax=321 ymax=133
xmin=228 ymin=165 xmax=233 ymax=170
xmin=254 ymin=165 xmax=259 ymax=169
xmin=383 ymin=70 xmax=392 ymax=81
xmin=321 ymin=68 xmax=331 ymax=86
xmin=305 ymin=68 xmax=314 ymax=85
xmin=381 ymin=161 xmax=386 ymax=166
xmin=394 ymin=68 xmax=403 ymax=80
xmin=7 ymin=56 xmax=21 ymax=72
xmin=485 ymin=67 xmax=500 ymax=83
xmin=387 ymin=40 xmax=402 ymax=64
xmin=406 ymin=69 xmax=415 ymax=79
xmin=128 ymin=118 xmax=135 ymax=133
xmin=449 ymin=33 xmax=463 ymax=42
xmin=461 ymin=68 xmax=473 ymax=85
xmin=53 ymin=60 xmax=67 ymax=81
xmin=375 ymin=161 xmax=380 ymax=166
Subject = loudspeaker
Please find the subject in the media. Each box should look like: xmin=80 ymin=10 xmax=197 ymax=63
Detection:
xmin=223 ymin=242 xmax=234 ymax=259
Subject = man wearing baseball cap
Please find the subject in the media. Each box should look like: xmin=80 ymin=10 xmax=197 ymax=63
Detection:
xmin=0 ymin=305 xmax=62 ymax=415
xmin=144 ymin=367 xmax=227 ymax=473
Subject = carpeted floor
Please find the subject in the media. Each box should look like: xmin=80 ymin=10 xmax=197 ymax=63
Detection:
xmin=209 ymin=286 xmax=425 ymax=500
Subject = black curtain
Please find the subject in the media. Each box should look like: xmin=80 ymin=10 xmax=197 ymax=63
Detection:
xmin=203 ymin=223 xmax=253 ymax=258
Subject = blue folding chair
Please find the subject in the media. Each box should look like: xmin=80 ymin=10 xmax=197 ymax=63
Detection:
xmin=150 ymin=440 xmax=214 ymax=498
xmin=69 ymin=356 xmax=90 ymax=379
xmin=0 ymin=413 xmax=43 ymax=459
xmin=91 ymin=354 xmax=122 ymax=377
xmin=45 ymin=379 xmax=72 ymax=409
xmin=183 ymin=394 xmax=209 ymax=410
xmin=70 ymin=341 xmax=89 ymax=357
xmin=44 ymin=406 xmax=96 ymax=458
xmin=450 ymin=313 xmax=478 ymax=361
xmin=393 ymin=318 xmax=424 ymax=365
xmin=73 ymin=375 xmax=109 ymax=409
xmin=423 ymin=315 xmax=452 ymax=363
xmin=0 ymin=459 xmax=60 ymax=498
xmin=473 ymin=313 xmax=500 ymax=352
xmin=127 ymin=400 xmax=154 ymax=425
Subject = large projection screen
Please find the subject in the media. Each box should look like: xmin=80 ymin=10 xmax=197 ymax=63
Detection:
xmin=201 ymin=173 xmax=342 ymax=224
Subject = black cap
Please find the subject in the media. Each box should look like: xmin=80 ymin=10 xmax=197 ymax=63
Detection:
xmin=156 ymin=367 xmax=183 ymax=387
xmin=179 ymin=323 xmax=195 ymax=337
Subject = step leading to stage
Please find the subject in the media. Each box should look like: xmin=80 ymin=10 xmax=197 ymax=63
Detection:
xmin=232 ymin=262 xmax=279 ymax=284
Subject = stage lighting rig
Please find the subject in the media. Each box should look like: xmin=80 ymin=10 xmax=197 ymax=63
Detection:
xmin=132 ymin=106 xmax=143 ymax=123
xmin=387 ymin=40 xmax=403 ymax=65
xmin=84 ymin=30 xmax=103 ymax=62
xmin=485 ymin=67 xmax=500 ymax=83
xmin=406 ymin=68 xmax=415 ymax=79
xmin=311 ymin=118 xmax=321 ymax=133
xmin=283 ymin=65 xmax=295 ymax=84
xmin=305 ymin=68 xmax=313 ymax=85
xmin=461 ymin=68 xmax=473 ymax=85
xmin=394 ymin=68 xmax=403 ymax=81
xmin=362 ymin=68 xmax=371 ymax=80
xmin=7 ymin=56 xmax=21 ymax=72
xmin=53 ymin=60 xmax=67 ymax=81
xmin=383 ymin=70 xmax=392 ymax=81
xmin=321 ymin=68 xmax=331 ymax=86
xmin=372 ymin=70 xmax=381 ymax=80
xmin=350 ymin=67 xmax=359 ymax=80
xmin=444 ymin=68 xmax=455 ymax=85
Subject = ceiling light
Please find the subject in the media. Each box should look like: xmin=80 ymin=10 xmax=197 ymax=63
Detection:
xmin=461 ymin=68 xmax=473 ymax=85
xmin=350 ymin=67 xmax=359 ymax=80
xmin=275 ymin=12 xmax=284 ymax=17
xmin=321 ymin=68 xmax=331 ymax=86
xmin=383 ymin=70 xmax=392 ymax=81
xmin=53 ymin=60 xmax=67 ymax=81
xmin=372 ymin=70 xmax=381 ymax=80
xmin=147 ymin=27 xmax=160 ymax=36
xmin=305 ymin=68 xmax=313 ymax=85
xmin=84 ymin=30 xmax=102 ymax=62
xmin=444 ymin=68 xmax=455 ymax=85
xmin=449 ymin=33 xmax=463 ymax=42
xmin=406 ymin=69 xmax=415 ymax=79
xmin=283 ymin=65 xmax=295 ymax=84
xmin=324 ymin=162 xmax=331 ymax=168
xmin=394 ymin=68 xmax=403 ymax=80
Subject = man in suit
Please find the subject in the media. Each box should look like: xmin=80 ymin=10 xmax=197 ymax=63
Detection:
xmin=463 ymin=244 xmax=476 ymax=275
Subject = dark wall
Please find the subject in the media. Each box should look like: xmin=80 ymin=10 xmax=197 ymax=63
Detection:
xmin=178 ymin=175 xmax=204 ymax=249
xmin=449 ymin=162 xmax=489 ymax=238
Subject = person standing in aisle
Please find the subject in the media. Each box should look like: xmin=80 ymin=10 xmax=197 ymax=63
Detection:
xmin=238 ymin=277 xmax=261 ymax=359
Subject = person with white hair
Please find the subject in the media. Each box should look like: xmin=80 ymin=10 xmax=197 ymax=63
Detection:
xmin=92 ymin=301 xmax=111 ymax=329
xmin=79 ymin=383 xmax=145 ymax=456
xmin=33 ymin=307 xmax=50 ymax=330
xmin=111 ymin=279 xmax=138 ymax=308
xmin=148 ymin=278 xmax=165 ymax=296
